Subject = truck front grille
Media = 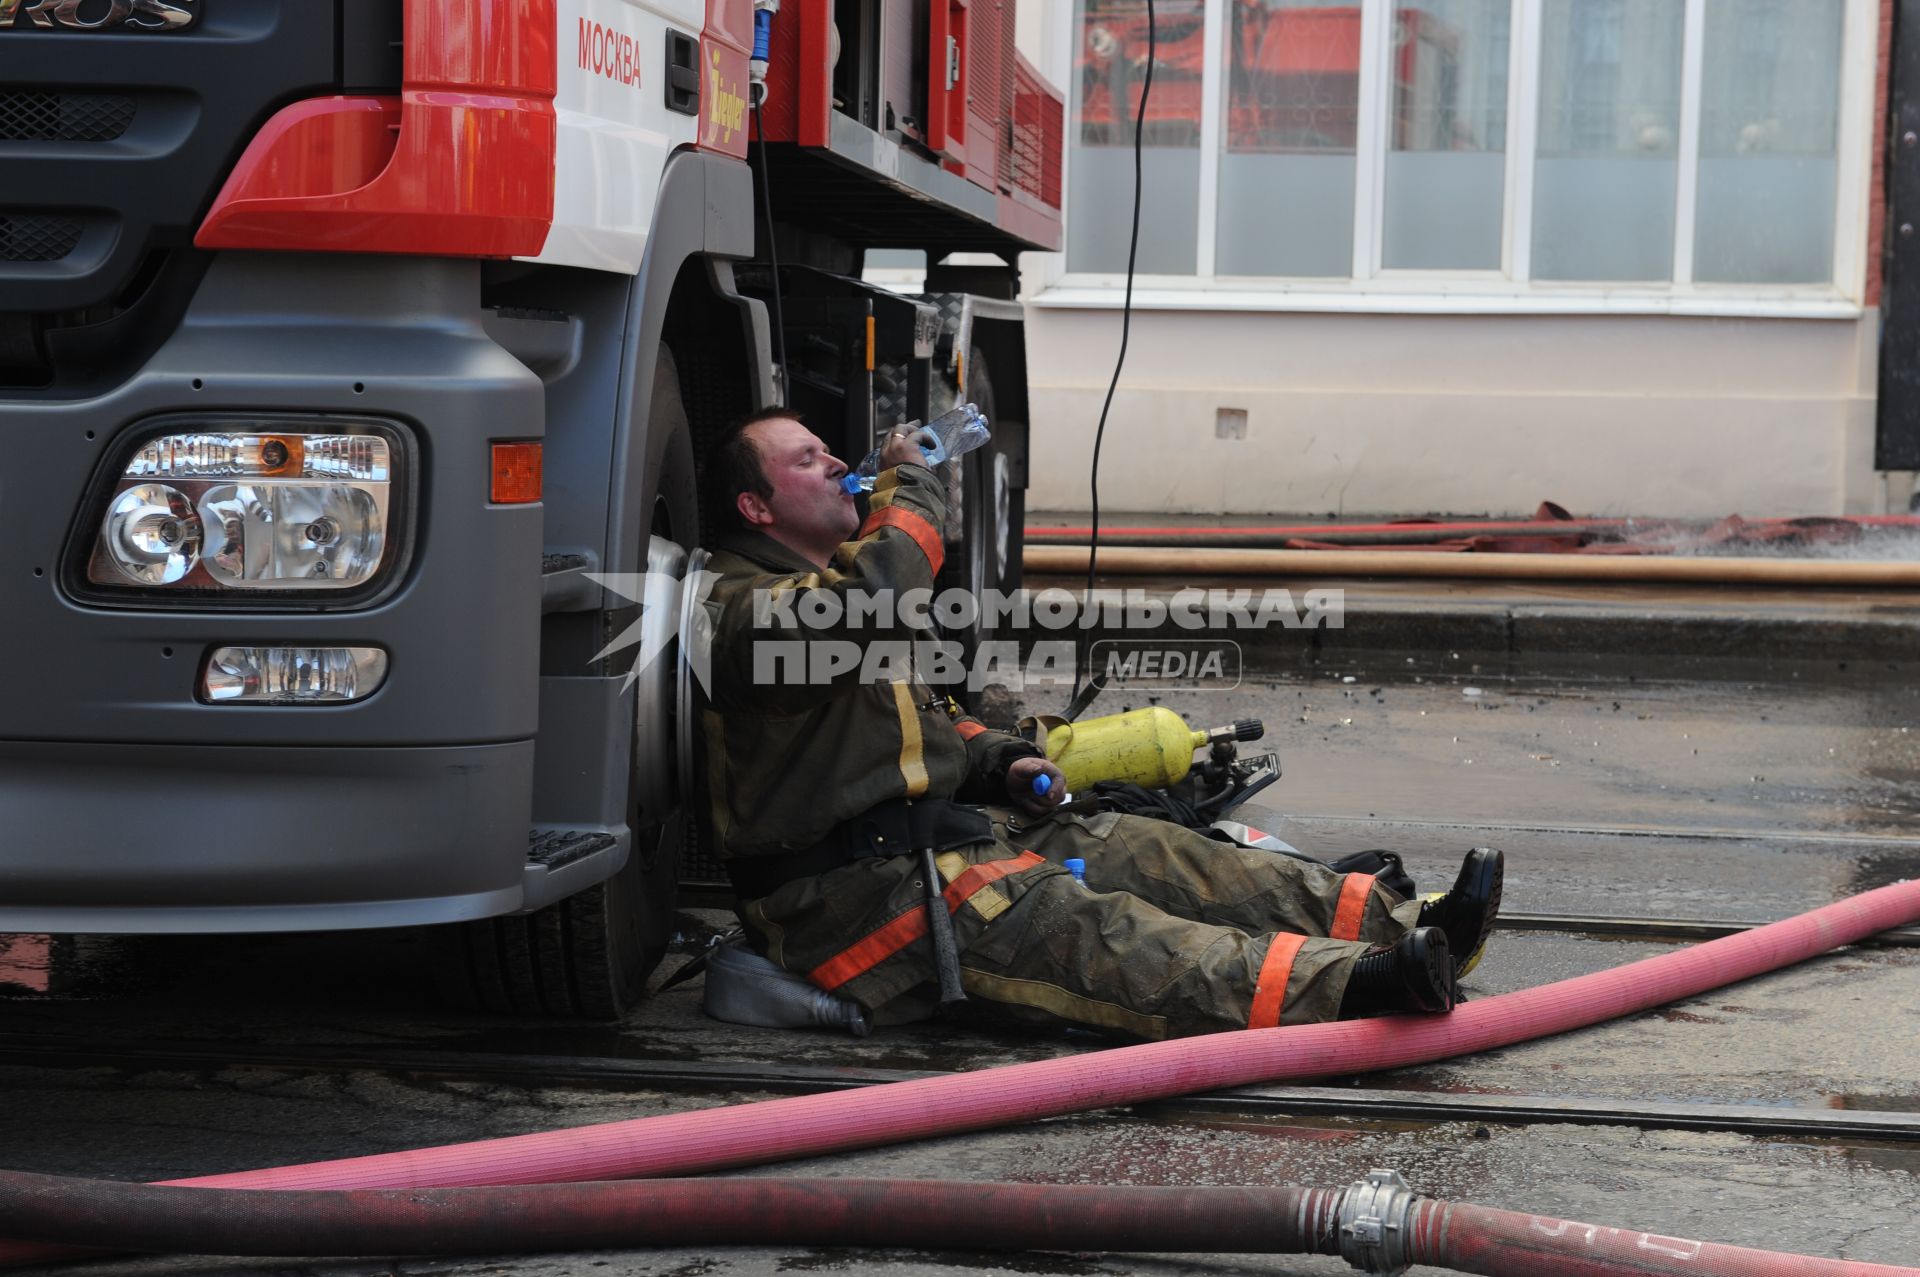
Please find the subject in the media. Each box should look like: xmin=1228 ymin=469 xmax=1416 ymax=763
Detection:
xmin=0 ymin=91 xmax=135 ymax=142
xmin=0 ymin=213 xmax=83 ymax=262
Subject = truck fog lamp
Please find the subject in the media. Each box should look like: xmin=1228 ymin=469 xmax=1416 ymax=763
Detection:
xmin=104 ymin=483 xmax=202 ymax=584
xmin=201 ymin=646 xmax=389 ymax=704
xmin=86 ymin=425 xmax=397 ymax=595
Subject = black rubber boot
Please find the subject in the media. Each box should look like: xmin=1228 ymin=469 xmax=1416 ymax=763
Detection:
xmin=1417 ymin=846 xmax=1504 ymax=975
xmin=1339 ymin=926 xmax=1457 ymax=1016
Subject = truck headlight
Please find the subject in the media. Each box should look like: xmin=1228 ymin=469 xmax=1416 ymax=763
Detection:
xmin=104 ymin=483 xmax=202 ymax=585
xmin=85 ymin=422 xmax=401 ymax=598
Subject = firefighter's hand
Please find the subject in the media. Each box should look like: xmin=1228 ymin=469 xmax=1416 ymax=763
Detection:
xmin=1006 ymin=757 xmax=1067 ymax=815
xmin=879 ymin=423 xmax=937 ymax=471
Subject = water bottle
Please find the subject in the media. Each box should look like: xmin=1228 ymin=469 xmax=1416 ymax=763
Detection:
xmin=840 ymin=402 xmax=990 ymax=494
xmin=1064 ymin=857 xmax=1088 ymax=888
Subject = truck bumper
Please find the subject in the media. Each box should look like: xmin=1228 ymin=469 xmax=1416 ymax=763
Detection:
xmin=0 ymin=253 xmax=553 ymax=932
xmin=0 ymin=740 xmax=532 ymax=933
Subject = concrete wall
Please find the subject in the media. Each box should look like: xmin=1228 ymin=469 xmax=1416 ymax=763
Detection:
xmin=1023 ymin=307 xmax=1891 ymax=519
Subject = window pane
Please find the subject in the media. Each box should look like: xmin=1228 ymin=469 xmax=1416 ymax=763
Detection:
xmin=1390 ymin=0 xmax=1505 ymax=268
xmin=1382 ymin=0 xmax=1510 ymax=271
xmin=1531 ymin=1 xmax=1682 ymax=281
xmin=1068 ymin=0 xmax=1203 ymax=274
xmin=1216 ymin=1 xmax=1360 ymax=278
xmin=1693 ymin=0 xmax=1843 ymax=284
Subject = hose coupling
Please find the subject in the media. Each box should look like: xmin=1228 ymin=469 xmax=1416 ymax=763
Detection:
xmin=1336 ymin=1168 xmax=1418 ymax=1276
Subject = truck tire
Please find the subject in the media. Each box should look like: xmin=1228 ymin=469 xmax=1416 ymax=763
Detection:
xmin=564 ymin=348 xmax=697 ymax=1018
xmin=447 ymin=348 xmax=694 ymax=1020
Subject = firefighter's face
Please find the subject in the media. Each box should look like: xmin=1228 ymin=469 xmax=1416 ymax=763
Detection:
xmin=738 ymin=417 xmax=859 ymax=546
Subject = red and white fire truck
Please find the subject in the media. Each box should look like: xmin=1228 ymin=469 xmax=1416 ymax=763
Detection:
xmin=0 ymin=0 xmax=1063 ymax=1016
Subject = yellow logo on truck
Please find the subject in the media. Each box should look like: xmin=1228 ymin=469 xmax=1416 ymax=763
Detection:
xmin=704 ymin=43 xmax=748 ymax=154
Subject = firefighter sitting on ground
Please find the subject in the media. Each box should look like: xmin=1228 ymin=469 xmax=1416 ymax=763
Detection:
xmin=696 ymin=409 xmax=1504 ymax=1038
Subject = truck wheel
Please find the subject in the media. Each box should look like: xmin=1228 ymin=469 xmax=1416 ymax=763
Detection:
xmin=566 ymin=356 xmax=697 ymax=1018
xmin=448 ymin=348 xmax=694 ymax=1020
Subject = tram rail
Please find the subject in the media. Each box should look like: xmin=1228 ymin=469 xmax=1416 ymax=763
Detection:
xmin=1 ymin=908 xmax=1913 ymax=1150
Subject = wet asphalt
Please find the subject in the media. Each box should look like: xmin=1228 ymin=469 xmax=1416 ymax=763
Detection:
xmin=0 ymin=655 xmax=1917 ymax=1274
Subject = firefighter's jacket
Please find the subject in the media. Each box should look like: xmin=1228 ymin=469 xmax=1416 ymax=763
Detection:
xmin=697 ymin=461 xmax=1039 ymax=860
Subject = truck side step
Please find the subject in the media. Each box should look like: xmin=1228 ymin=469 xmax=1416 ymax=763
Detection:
xmin=520 ymin=826 xmax=628 ymax=914
xmin=527 ymin=828 xmax=617 ymax=871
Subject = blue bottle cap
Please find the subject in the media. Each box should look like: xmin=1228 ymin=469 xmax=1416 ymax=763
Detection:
xmin=1031 ymin=772 xmax=1052 ymax=795
xmin=1064 ymin=857 xmax=1086 ymax=882
xmin=840 ymin=474 xmax=870 ymax=495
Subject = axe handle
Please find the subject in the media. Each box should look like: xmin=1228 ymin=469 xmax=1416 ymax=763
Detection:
xmin=920 ymin=847 xmax=968 ymax=1006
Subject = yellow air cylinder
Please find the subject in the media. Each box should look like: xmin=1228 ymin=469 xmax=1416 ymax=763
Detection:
xmin=1045 ymin=707 xmax=1213 ymax=792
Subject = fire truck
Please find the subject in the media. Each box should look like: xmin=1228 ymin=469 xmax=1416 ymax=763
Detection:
xmin=0 ymin=0 xmax=1064 ymax=1016
xmin=1080 ymin=2 xmax=1458 ymax=151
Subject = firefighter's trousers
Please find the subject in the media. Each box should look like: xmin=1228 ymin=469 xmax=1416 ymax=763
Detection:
xmin=739 ymin=805 xmax=1421 ymax=1040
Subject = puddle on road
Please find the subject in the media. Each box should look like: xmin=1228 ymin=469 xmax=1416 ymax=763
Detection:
xmin=1014 ymin=1113 xmax=1500 ymax=1192
xmin=1008 ymin=1109 xmax=1920 ymax=1239
xmin=1848 ymin=846 xmax=1920 ymax=895
xmin=1826 ymin=1142 xmax=1920 ymax=1177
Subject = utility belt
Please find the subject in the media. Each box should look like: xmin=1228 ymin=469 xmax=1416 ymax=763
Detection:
xmin=725 ymin=796 xmax=994 ymax=901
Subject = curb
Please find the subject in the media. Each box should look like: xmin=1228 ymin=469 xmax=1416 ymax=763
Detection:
xmin=1014 ymin=577 xmax=1920 ymax=668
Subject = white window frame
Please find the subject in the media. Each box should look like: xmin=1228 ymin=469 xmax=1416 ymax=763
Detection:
xmin=1027 ymin=0 xmax=1877 ymax=318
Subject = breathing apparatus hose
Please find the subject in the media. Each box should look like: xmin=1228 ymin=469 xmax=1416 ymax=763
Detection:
xmin=3 ymin=878 xmax=1917 ymax=1270
xmin=0 ymin=1170 xmax=1915 ymax=1276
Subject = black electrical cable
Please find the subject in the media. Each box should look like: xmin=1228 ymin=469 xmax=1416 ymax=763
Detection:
xmin=1067 ymin=0 xmax=1153 ymax=717
xmin=752 ymin=99 xmax=791 ymax=401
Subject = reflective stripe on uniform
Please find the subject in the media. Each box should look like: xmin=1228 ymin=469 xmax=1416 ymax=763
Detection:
xmin=701 ymin=708 xmax=732 ymax=842
xmin=889 ymin=681 xmax=930 ymax=796
xmin=935 ymin=850 xmax=1011 ymax=920
xmin=960 ymin=968 xmax=1168 ymax=1040
xmin=808 ymin=851 xmax=1045 ymax=991
xmin=1246 ymin=932 xmax=1306 ymax=1029
xmin=859 ymin=505 xmax=944 ymax=575
xmin=1330 ymin=873 xmax=1376 ymax=942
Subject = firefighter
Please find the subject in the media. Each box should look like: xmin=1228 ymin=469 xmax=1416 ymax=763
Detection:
xmin=696 ymin=409 xmax=1503 ymax=1038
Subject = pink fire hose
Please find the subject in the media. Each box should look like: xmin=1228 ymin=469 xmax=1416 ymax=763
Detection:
xmin=2 ymin=878 xmax=1915 ymax=1273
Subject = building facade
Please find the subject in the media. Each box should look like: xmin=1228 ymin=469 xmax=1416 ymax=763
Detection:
xmin=1013 ymin=0 xmax=1897 ymax=519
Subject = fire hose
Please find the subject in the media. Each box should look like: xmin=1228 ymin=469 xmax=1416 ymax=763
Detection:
xmin=2 ymin=877 xmax=1916 ymax=1273
xmin=0 ymin=1167 xmax=1915 ymax=1276
xmin=1024 ymin=544 xmax=1920 ymax=587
